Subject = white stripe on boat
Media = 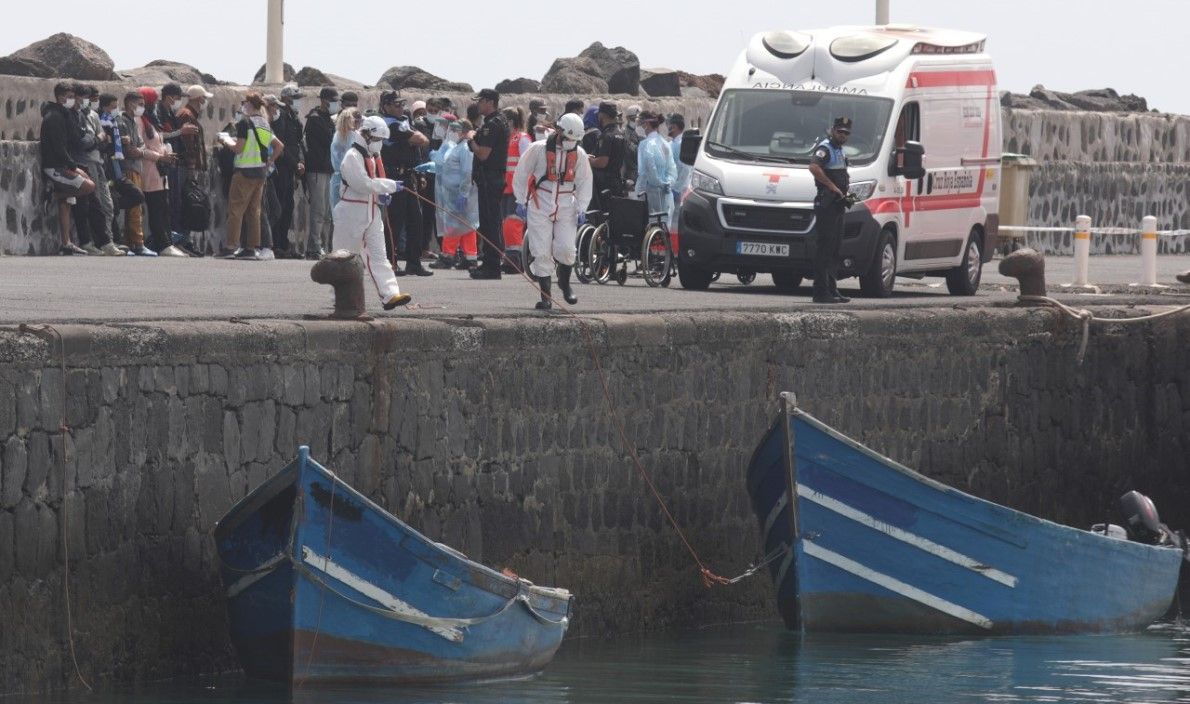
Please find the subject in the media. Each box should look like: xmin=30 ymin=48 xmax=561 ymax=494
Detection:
xmin=301 ymin=546 xmax=463 ymax=642
xmin=797 ymin=483 xmax=1017 ymax=588
xmin=225 ymin=551 xmax=288 ymax=598
xmin=802 ymin=541 xmax=994 ymax=630
xmin=764 ymin=493 xmax=789 ymax=540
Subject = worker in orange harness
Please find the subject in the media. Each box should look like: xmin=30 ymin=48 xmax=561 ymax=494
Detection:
xmin=331 ymin=115 xmax=410 ymax=310
xmin=512 ymin=113 xmax=592 ymax=311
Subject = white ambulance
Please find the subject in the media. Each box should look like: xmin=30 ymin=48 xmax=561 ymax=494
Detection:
xmin=676 ymin=25 xmax=1001 ymax=296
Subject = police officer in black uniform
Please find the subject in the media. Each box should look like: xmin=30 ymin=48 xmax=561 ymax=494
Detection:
xmin=808 ymin=117 xmax=854 ymax=304
xmin=588 ymin=101 xmax=627 ymax=212
xmin=468 ymin=88 xmax=510 ymax=279
xmin=379 ymin=90 xmax=433 ymax=276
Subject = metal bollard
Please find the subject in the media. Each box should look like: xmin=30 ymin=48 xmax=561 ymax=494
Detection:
xmin=1130 ymin=215 xmax=1166 ymax=289
xmin=1062 ymin=215 xmax=1097 ymax=292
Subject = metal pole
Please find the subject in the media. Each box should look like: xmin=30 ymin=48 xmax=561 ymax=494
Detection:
xmin=265 ymin=0 xmax=284 ymax=84
xmin=876 ymin=0 xmax=890 ymax=25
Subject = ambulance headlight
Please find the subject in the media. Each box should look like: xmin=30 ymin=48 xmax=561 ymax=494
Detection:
xmin=691 ymin=170 xmax=723 ymax=196
xmin=848 ymin=180 xmax=877 ymax=201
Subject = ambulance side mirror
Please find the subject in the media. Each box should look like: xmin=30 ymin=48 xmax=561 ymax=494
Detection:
xmin=894 ymin=141 xmax=925 ymax=180
xmin=680 ymin=129 xmax=701 ymax=166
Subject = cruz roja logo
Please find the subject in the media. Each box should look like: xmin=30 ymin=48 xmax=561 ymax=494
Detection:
xmin=763 ymin=172 xmax=787 ymax=195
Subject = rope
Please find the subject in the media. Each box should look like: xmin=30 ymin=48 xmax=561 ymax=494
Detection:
xmin=19 ymin=324 xmax=93 ymax=693
xmin=402 ymin=187 xmax=754 ymax=589
xmin=1017 ymin=296 xmax=1190 ymax=364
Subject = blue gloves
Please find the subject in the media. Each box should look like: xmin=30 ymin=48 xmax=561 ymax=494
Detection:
xmin=577 ymin=211 xmax=587 ymax=225
xmin=378 ymin=194 xmax=392 ymax=207
xmin=392 ymin=180 xmax=405 ymax=193
xmin=515 ymin=203 xmax=527 ymax=219
xmin=413 ymin=162 xmax=435 ymax=174
xmin=453 ymin=195 xmax=467 ymax=211
xmin=661 ymin=184 xmax=672 ymax=196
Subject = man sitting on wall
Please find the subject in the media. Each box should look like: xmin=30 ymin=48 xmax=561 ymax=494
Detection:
xmin=39 ymin=81 xmax=95 ymax=255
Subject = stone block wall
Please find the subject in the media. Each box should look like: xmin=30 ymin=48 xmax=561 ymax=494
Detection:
xmin=1 ymin=307 xmax=1188 ymax=693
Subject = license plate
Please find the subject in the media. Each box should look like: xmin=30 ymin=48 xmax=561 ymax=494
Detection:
xmin=737 ymin=241 xmax=790 ymax=257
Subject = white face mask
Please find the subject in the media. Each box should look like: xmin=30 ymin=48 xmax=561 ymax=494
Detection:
xmin=561 ymin=138 xmax=577 ymax=150
xmin=80 ymin=99 xmax=91 ymax=110
xmin=367 ymin=139 xmax=383 ymax=155
xmin=328 ymin=101 xmax=340 ymax=114
xmin=635 ymin=125 xmax=647 ymax=138
xmin=134 ymin=105 xmax=146 ymax=117
xmin=63 ymin=98 xmax=76 ymax=109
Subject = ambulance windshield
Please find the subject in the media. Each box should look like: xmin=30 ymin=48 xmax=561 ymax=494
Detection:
xmin=705 ymin=89 xmax=893 ymax=165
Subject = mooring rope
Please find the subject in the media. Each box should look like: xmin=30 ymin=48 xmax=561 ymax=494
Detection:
xmin=403 ymin=187 xmax=757 ymax=588
xmin=1018 ymin=296 xmax=1190 ymax=364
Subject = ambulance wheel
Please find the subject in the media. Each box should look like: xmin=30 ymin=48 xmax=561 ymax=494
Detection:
xmin=641 ymin=225 xmax=672 ymax=288
xmin=575 ymin=224 xmax=596 ymax=283
xmin=736 ymin=270 xmax=757 ymax=285
xmin=860 ymin=228 xmax=897 ymax=298
xmin=678 ymin=262 xmax=715 ymax=290
xmin=772 ymin=270 xmax=803 ymax=293
xmin=710 ymin=272 xmax=721 ymax=283
xmin=590 ymin=225 xmax=613 ymax=284
xmin=945 ymin=228 xmax=984 ymax=296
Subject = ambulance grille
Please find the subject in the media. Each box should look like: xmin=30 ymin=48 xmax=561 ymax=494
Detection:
xmin=721 ymin=204 xmax=815 ymax=233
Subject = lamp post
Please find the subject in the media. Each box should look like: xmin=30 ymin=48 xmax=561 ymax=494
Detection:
xmin=876 ymin=0 xmax=890 ymax=25
xmin=265 ymin=0 xmax=284 ymax=83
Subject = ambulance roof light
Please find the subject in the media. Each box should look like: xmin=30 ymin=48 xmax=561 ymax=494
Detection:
xmin=762 ymin=30 xmax=812 ymax=59
xmin=910 ymin=40 xmax=986 ymax=55
xmin=830 ymin=34 xmax=898 ymax=62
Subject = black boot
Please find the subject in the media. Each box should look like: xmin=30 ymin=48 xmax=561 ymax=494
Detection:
xmin=811 ymin=277 xmax=837 ymax=304
xmin=557 ymin=264 xmax=578 ymax=305
xmin=829 ymin=276 xmax=850 ymax=303
xmin=534 ymin=276 xmax=553 ymax=310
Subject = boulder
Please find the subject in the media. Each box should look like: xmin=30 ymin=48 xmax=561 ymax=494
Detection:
xmin=541 ymin=57 xmax=609 ymax=95
xmin=680 ymin=86 xmax=709 ymax=99
xmin=376 ymin=65 xmax=472 ymax=93
xmin=577 ymin=42 xmax=640 ymax=95
xmin=294 ymin=66 xmax=330 ymax=87
xmin=325 ymin=74 xmax=367 ymax=90
xmin=253 ymin=62 xmax=296 ymax=84
xmin=677 ymin=71 xmax=725 ymax=98
xmin=1069 ymin=88 xmax=1148 ymax=112
xmin=999 ymin=91 xmax=1050 ymax=111
xmin=495 ymin=77 xmax=543 ymax=94
xmin=119 ymin=60 xmax=210 ymax=87
xmin=0 ymin=56 xmax=54 ymax=79
xmin=6 ymin=33 xmax=117 ymax=80
xmin=640 ymin=68 xmax=681 ymax=97
xmin=1028 ymin=85 xmax=1077 ymax=111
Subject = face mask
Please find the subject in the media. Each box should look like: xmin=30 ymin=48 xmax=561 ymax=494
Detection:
xmin=328 ymin=101 xmax=340 ymax=114
xmin=63 ymin=98 xmax=76 ymax=109
xmin=134 ymin=106 xmax=146 ymax=117
xmin=445 ymin=131 xmax=460 ymax=145
xmin=367 ymin=140 xmax=383 ymax=155
xmin=79 ymin=99 xmax=90 ymax=111
xmin=234 ymin=111 xmax=244 ymax=122
xmin=635 ymin=125 xmax=647 ymax=138
xmin=561 ymin=138 xmax=577 ymax=150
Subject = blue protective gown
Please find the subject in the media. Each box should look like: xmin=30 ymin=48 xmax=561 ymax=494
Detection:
xmin=636 ymin=131 xmax=677 ymax=229
xmin=430 ymin=138 xmax=480 ymax=238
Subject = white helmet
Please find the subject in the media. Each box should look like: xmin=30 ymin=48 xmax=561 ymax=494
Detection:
xmin=556 ymin=113 xmax=585 ymax=142
xmin=360 ymin=115 xmax=390 ymax=140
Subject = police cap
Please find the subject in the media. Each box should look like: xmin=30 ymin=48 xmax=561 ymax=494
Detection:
xmin=473 ymin=88 xmax=500 ymax=104
xmin=833 ymin=116 xmax=853 ymax=131
xmin=380 ymin=90 xmax=406 ymax=106
xmin=597 ymin=101 xmax=621 ymax=118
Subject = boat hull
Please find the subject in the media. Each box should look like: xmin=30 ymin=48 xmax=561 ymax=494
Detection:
xmin=747 ymin=393 xmax=1182 ymax=635
xmin=215 ymin=448 xmax=572 ymax=686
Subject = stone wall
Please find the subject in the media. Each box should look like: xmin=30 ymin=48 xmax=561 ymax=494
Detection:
xmin=1 ymin=307 xmax=1188 ymax=693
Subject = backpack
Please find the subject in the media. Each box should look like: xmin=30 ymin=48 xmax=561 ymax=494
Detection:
xmin=181 ymin=172 xmax=210 ymax=232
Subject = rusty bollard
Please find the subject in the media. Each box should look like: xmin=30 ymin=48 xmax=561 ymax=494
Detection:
xmin=998 ymin=248 xmax=1048 ymax=301
xmin=310 ymin=250 xmax=370 ymax=320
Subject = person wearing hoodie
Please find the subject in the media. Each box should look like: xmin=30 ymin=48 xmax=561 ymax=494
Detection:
xmin=69 ymin=83 xmax=119 ymax=255
xmin=116 ymin=91 xmax=159 ymax=256
xmin=303 ymin=87 xmax=339 ymax=259
xmin=39 ymin=81 xmax=95 ymax=255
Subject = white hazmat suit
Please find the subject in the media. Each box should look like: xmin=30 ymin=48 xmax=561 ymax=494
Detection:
xmin=512 ymin=136 xmax=593 ymax=279
xmin=332 ymin=133 xmax=403 ymax=306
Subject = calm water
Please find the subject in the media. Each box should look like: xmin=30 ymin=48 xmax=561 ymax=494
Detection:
xmin=28 ymin=622 xmax=1190 ymax=703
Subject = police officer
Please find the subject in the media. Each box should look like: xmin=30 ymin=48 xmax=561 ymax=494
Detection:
xmin=467 ymin=88 xmax=510 ymax=279
xmin=379 ymin=90 xmax=433 ymax=276
xmin=587 ymin=101 xmax=627 ymax=211
xmin=808 ymin=117 xmax=854 ymax=304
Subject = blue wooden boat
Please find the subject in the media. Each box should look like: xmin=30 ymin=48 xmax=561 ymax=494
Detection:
xmin=214 ymin=447 xmax=573 ymax=686
xmin=747 ymin=392 xmax=1185 ymax=635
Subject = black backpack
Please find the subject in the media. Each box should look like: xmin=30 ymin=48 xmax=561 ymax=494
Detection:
xmin=181 ymin=172 xmax=211 ymax=232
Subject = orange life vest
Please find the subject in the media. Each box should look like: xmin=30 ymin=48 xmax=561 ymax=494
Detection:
xmin=504 ymin=131 xmax=524 ymax=194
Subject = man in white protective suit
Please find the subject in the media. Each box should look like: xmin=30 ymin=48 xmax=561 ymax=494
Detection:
xmin=512 ymin=113 xmax=592 ymax=311
xmin=332 ymin=115 xmax=411 ymax=310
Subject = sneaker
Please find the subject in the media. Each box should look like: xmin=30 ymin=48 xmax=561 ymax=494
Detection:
xmin=234 ymin=248 xmax=258 ymax=260
xmin=100 ymin=242 xmax=123 ymax=256
xmin=256 ymin=247 xmax=276 ymax=261
xmin=159 ymin=245 xmax=189 ymax=257
xmin=58 ymin=243 xmax=87 ymax=255
xmin=65 ymin=196 xmax=77 ymax=205
xmin=456 ymin=258 xmax=477 ymax=271
xmin=130 ymin=245 xmax=159 ymax=257
xmin=81 ymin=243 xmax=103 ymax=256
xmin=406 ymin=265 xmax=434 ymax=277
xmin=382 ymin=293 xmax=412 ymax=310
xmin=215 ymin=248 xmax=240 ymax=259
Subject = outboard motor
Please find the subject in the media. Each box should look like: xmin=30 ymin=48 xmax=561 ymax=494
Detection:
xmin=1120 ymin=491 xmax=1168 ymax=545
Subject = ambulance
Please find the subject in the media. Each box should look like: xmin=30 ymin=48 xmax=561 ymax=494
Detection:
xmin=677 ymin=25 xmax=1001 ymax=296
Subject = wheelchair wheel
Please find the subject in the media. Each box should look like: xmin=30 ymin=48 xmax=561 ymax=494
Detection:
xmin=589 ymin=224 xmax=613 ymax=284
xmin=615 ymin=258 xmax=629 ymax=285
xmin=737 ymin=270 xmax=757 ymax=285
xmin=575 ymin=224 xmax=596 ymax=283
xmin=641 ymin=225 xmax=673 ymax=288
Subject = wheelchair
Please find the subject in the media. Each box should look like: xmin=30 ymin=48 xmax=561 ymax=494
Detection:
xmin=585 ymin=196 xmax=674 ymax=287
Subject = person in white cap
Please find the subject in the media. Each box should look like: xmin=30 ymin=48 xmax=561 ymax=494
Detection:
xmin=173 ymin=84 xmax=214 ymax=254
xmin=512 ymin=112 xmax=593 ymax=311
xmin=332 ymin=115 xmax=411 ymax=310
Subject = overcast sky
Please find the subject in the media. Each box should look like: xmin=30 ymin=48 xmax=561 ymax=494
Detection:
xmin=4 ymin=0 xmax=1186 ymax=114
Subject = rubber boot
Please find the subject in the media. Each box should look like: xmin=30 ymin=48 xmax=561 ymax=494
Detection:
xmin=557 ymin=264 xmax=578 ymax=305
xmin=829 ymin=276 xmax=850 ymax=303
xmin=535 ymin=276 xmax=552 ymax=311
